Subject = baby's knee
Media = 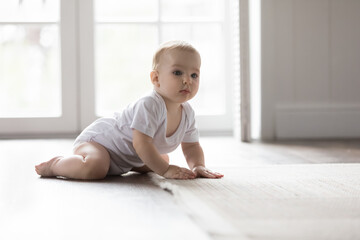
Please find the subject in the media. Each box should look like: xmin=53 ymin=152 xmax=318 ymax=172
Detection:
xmin=82 ymin=157 xmax=109 ymax=180
xmin=83 ymin=165 xmax=108 ymax=180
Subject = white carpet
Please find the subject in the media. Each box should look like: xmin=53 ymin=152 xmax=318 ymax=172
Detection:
xmin=152 ymin=164 xmax=360 ymax=240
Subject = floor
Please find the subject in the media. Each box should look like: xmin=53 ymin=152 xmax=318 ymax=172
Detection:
xmin=1 ymin=137 xmax=360 ymax=240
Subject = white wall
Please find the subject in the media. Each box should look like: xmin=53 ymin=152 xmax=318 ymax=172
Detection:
xmin=261 ymin=0 xmax=360 ymax=140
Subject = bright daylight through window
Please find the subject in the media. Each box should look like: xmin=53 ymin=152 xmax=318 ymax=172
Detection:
xmin=0 ymin=0 xmax=237 ymax=135
xmin=94 ymin=0 xmax=231 ymax=118
xmin=0 ymin=0 xmax=61 ymax=118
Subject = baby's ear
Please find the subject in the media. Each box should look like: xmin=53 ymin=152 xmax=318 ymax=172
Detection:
xmin=150 ymin=70 xmax=160 ymax=87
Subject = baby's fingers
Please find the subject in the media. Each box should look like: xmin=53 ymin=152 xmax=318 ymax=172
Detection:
xmin=198 ymin=170 xmax=217 ymax=178
xmin=211 ymin=171 xmax=224 ymax=178
xmin=176 ymin=168 xmax=196 ymax=180
xmin=198 ymin=169 xmax=224 ymax=179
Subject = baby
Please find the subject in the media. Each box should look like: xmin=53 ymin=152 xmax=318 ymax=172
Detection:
xmin=35 ymin=40 xmax=223 ymax=180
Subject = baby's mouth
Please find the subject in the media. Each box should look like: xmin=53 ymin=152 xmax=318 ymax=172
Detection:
xmin=180 ymin=89 xmax=191 ymax=94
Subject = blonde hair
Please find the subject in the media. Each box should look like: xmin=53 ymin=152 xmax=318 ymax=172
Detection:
xmin=152 ymin=40 xmax=200 ymax=70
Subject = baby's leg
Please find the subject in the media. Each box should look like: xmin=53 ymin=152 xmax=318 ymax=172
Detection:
xmin=161 ymin=154 xmax=170 ymax=163
xmin=35 ymin=142 xmax=110 ymax=180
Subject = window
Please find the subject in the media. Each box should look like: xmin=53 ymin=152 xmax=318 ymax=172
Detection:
xmin=0 ymin=0 xmax=77 ymax=136
xmin=0 ymin=0 xmax=237 ymax=136
xmin=0 ymin=0 xmax=60 ymax=117
xmin=89 ymin=0 xmax=234 ymax=133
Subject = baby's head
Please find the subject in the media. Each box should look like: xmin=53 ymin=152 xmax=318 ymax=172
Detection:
xmin=152 ymin=40 xmax=201 ymax=70
xmin=151 ymin=41 xmax=201 ymax=104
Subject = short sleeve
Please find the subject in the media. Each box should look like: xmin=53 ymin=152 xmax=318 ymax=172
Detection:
xmin=182 ymin=103 xmax=200 ymax=143
xmin=130 ymin=97 xmax=162 ymax=138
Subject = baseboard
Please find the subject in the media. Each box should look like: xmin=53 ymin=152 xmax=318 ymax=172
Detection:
xmin=276 ymin=104 xmax=360 ymax=139
xmin=199 ymin=130 xmax=233 ymax=137
xmin=0 ymin=133 xmax=78 ymax=139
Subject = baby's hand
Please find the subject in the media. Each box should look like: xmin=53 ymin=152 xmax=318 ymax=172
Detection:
xmin=192 ymin=166 xmax=224 ymax=179
xmin=162 ymin=165 xmax=196 ymax=180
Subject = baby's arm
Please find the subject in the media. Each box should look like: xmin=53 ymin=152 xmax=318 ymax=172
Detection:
xmin=181 ymin=142 xmax=224 ymax=179
xmin=132 ymin=130 xmax=195 ymax=179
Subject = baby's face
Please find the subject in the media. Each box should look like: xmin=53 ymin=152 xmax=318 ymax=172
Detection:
xmin=154 ymin=49 xmax=201 ymax=105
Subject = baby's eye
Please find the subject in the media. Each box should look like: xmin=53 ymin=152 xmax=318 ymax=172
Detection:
xmin=173 ymin=71 xmax=182 ymax=76
xmin=191 ymin=73 xmax=198 ymax=79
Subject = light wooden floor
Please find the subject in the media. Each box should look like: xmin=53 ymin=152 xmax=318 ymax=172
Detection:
xmin=1 ymin=137 xmax=360 ymax=240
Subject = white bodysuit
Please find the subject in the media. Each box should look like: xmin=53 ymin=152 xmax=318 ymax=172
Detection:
xmin=73 ymin=90 xmax=199 ymax=175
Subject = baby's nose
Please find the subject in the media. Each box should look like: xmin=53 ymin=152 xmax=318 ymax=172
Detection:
xmin=183 ymin=76 xmax=192 ymax=85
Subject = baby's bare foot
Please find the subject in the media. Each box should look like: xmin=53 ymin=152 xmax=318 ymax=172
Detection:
xmin=35 ymin=156 xmax=63 ymax=177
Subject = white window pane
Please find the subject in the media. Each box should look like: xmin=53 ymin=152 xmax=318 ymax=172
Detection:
xmin=161 ymin=0 xmax=224 ymax=21
xmin=95 ymin=0 xmax=158 ymax=22
xmin=162 ymin=23 xmax=226 ymax=115
xmin=0 ymin=25 xmax=61 ymax=117
xmin=95 ymin=25 xmax=158 ymax=116
xmin=0 ymin=0 xmax=59 ymax=22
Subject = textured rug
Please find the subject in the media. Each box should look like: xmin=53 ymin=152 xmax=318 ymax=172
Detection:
xmin=151 ymin=164 xmax=360 ymax=240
